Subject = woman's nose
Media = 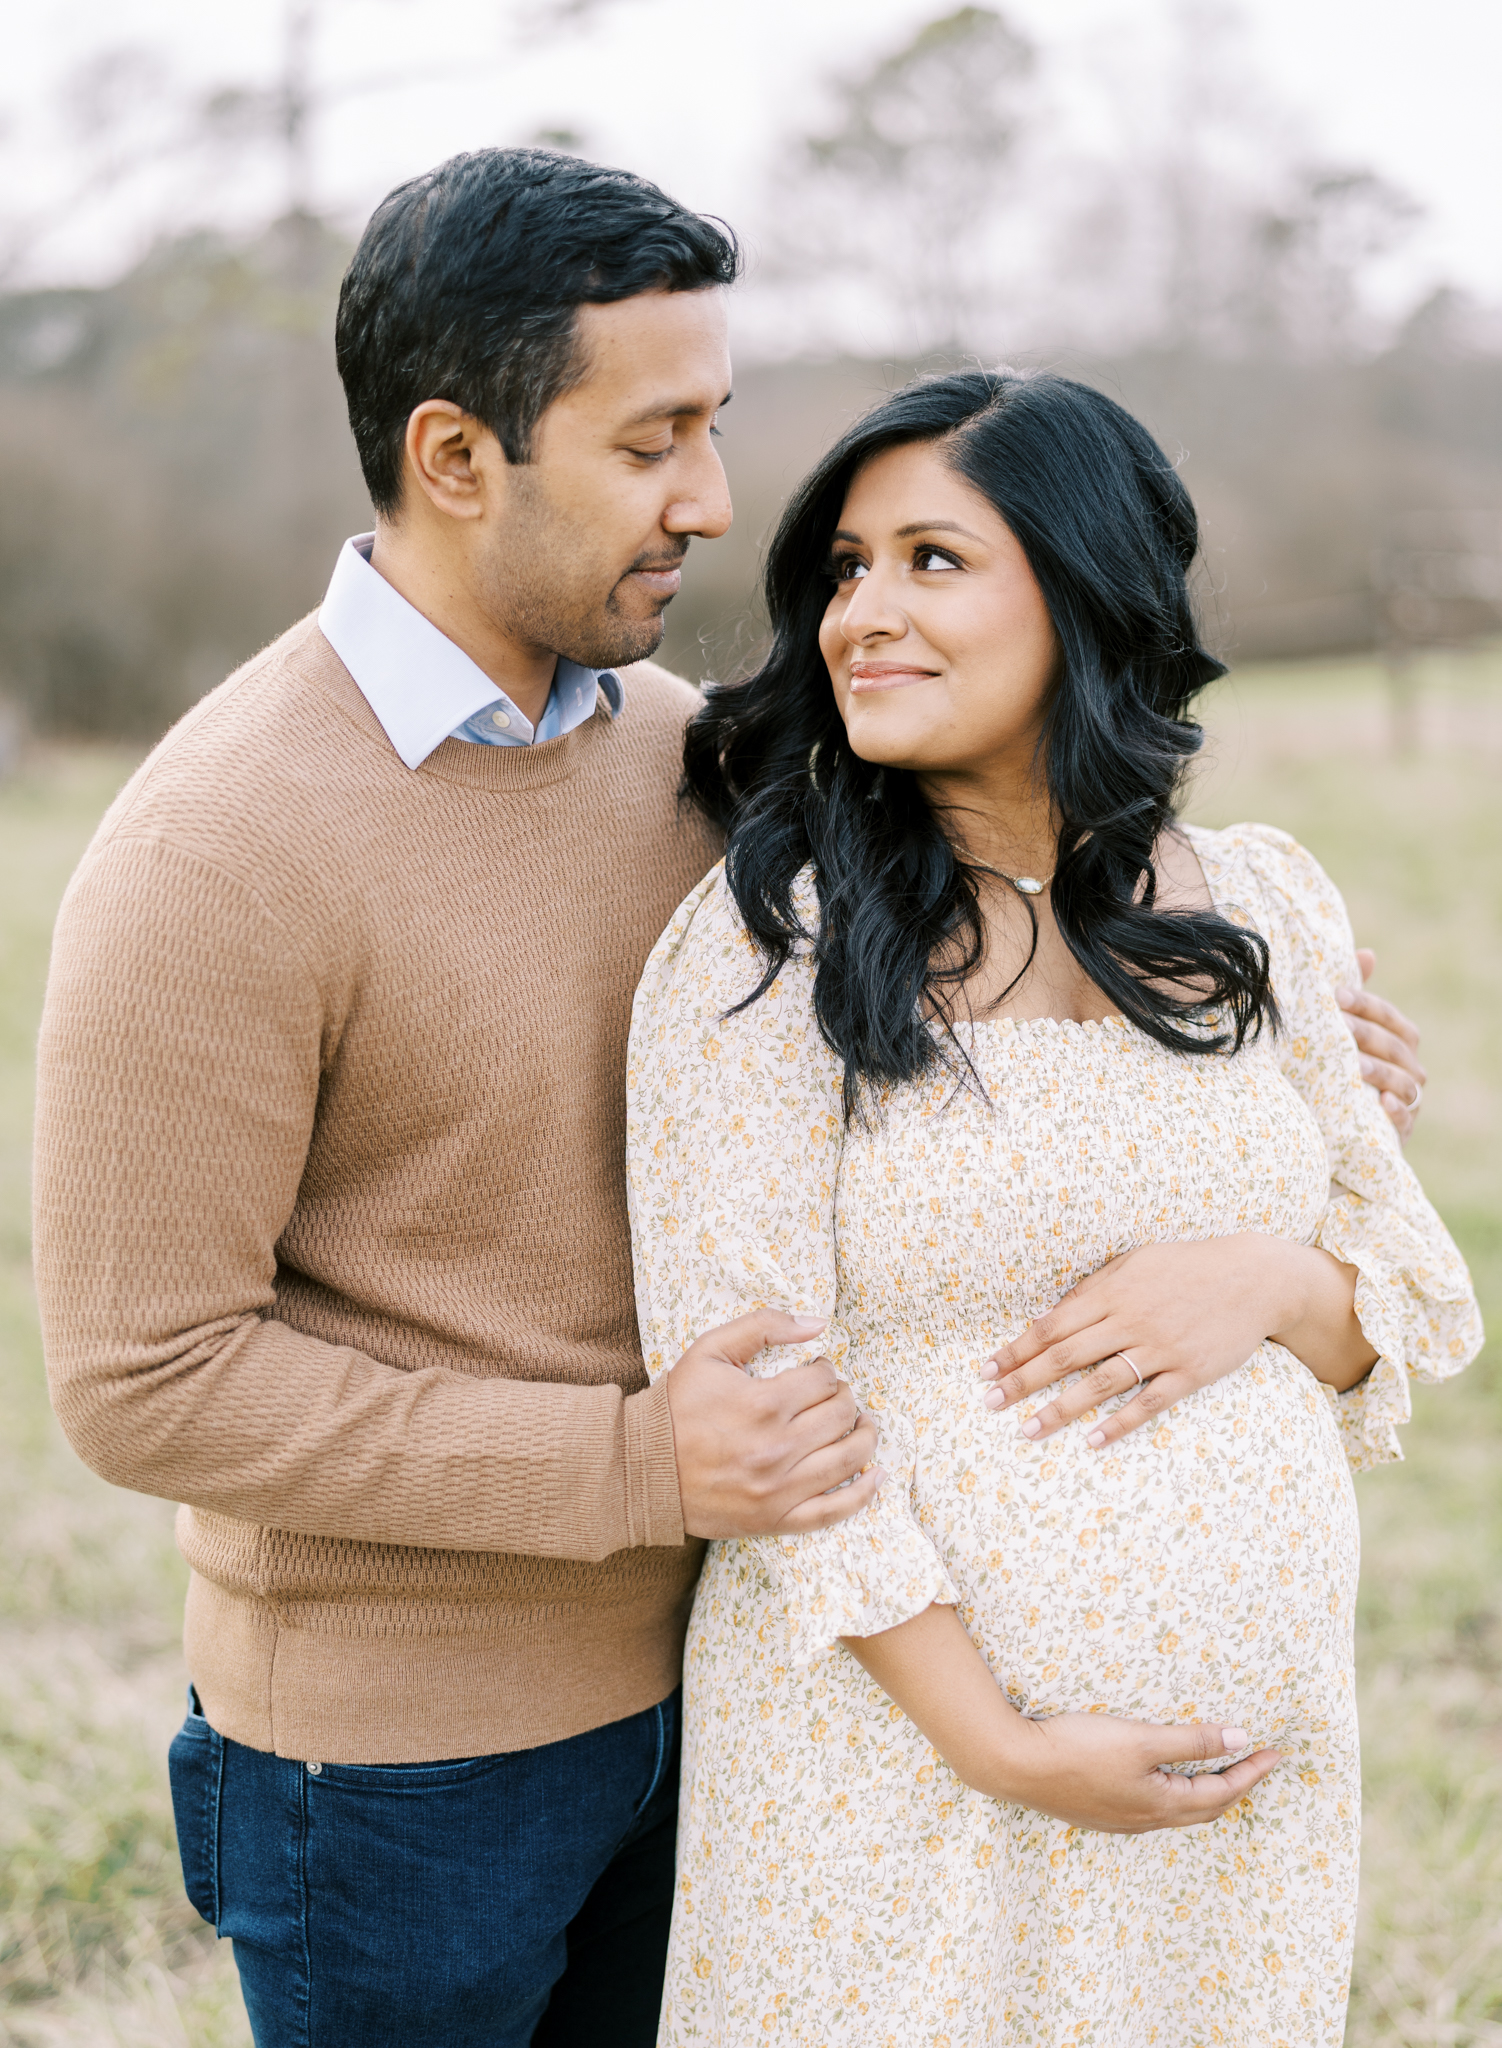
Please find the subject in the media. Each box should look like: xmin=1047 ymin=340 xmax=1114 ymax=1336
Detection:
xmin=839 ymin=569 xmax=906 ymax=646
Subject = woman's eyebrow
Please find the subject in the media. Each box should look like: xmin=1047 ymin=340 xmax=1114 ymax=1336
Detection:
xmin=894 ymin=519 xmax=984 ymax=541
xmin=830 ymin=521 xmax=983 ymax=545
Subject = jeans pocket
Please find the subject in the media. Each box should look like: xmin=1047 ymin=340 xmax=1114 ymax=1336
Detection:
xmin=168 ymin=1687 xmax=223 ymax=1927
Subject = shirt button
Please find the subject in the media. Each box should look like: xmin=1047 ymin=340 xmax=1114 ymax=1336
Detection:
xmin=490 ymin=710 xmax=511 ymax=730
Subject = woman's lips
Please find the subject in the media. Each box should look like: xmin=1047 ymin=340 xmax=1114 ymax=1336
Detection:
xmin=848 ymin=664 xmax=938 ymax=692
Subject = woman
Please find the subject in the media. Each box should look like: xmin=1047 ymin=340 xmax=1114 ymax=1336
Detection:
xmin=626 ymin=371 xmax=1480 ymax=2045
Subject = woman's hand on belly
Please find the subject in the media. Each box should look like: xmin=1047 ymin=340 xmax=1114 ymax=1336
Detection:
xmin=979 ymin=1234 xmax=1378 ymax=1446
xmin=844 ymin=1602 xmax=1284 ymax=1834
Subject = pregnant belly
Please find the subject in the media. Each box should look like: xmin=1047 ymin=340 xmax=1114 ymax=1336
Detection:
xmin=919 ymin=1343 xmax=1360 ymax=1746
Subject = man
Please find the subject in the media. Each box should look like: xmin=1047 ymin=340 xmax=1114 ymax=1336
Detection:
xmin=32 ymin=148 xmax=1425 ymax=2047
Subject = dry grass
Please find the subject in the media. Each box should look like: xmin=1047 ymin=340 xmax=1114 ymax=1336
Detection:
xmin=0 ymin=651 xmax=1498 ymax=2043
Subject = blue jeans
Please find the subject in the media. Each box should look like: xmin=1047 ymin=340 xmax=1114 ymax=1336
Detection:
xmin=168 ymin=1686 xmax=680 ymax=2048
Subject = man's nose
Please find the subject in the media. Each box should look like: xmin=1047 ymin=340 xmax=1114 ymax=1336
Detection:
xmin=664 ymin=441 xmax=733 ymax=540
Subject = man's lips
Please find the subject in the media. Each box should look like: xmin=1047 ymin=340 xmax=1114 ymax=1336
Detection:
xmin=847 ymin=662 xmax=939 ymax=693
xmin=626 ymin=565 xmax=683 ymax=597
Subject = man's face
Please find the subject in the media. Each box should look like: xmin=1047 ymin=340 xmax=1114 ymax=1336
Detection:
xmin=479 ymin=289 xmax=733 ymax=670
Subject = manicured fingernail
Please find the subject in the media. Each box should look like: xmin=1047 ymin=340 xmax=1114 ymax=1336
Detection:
xmin=872 ymin=1466 xmax=890 ymax=1488
xmin=984 ymin=1390 xmax=1005 ymax=1410
xmin=1221 ymin=1728 xmax=1248 ymax=1749
xmin=786 ymin=1316 xmax=828 ymax=1334
xmin=1021 ymin=1418 xmax=1042 ymax=1438
xmin=1086 ymin=1429 xmax=1106 ymax=1448
xmin=1358 ymin=1055 xmax=1375 ymax=1076
xmin=1335 ymin=985 xmax=1354 ymax=1006
xmin=978 ymin=1360 xmax=998 ymax=1380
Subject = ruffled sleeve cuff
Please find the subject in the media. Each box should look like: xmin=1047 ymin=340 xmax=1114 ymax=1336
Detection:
xmin=1327 ymin=1263 xmax=1413 ymax=1473
xmin=1316 ymin=1198 xmax=1480 ymax=1473
xmin=762 ymin=1457 xmax=959 ymax=1669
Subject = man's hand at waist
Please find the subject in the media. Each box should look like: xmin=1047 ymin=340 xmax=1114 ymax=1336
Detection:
xmin=1339 ymin=947 xmax=1426 ymax=1142
xmin=664 ymin=1311 xmax=883 ymax=1538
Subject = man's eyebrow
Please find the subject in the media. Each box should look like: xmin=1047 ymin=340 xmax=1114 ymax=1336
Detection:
xmin=620 ymin=389 xmax=734 ymax=429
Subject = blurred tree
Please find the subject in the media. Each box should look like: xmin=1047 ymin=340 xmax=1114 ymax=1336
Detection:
xmin=761 ymin=7 xmax=1036 ymax=355
xmin=199 ymin=2 xmax=317 ymax=220
xmin=750 ymin=0 xmax=1424 ymax=369
xmin=0 ymin=45 xmax=180 ymax=286
xmin=1081 ymin=4 xmax=1424 ymax=360
xmin=0 ymin=218 xmax=366 ymax=737
xmin=0 ymin=0 xmax=628 ymax=290
xmin=1237 ymin=168 xmax=1422 ymax=358
xmin=1 ymin=0 xmax=1497 ymax=738
xmin=0 ymin=0 xmax=634 ymax=737
xmin=1139 ymin=153 xmax=1423 ymax=360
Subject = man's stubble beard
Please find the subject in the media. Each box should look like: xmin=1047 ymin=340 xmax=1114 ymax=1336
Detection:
xmin=480 ymin=469 xmax=678 ymax=673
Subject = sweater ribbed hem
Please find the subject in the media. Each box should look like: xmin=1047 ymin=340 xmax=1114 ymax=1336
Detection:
xmin=184 ymin=1568 xmax=700 ymax=1762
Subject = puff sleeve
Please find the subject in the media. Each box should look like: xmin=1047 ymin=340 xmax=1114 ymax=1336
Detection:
xmin=1188 ymin=822 xmax=1483 ymax=1470
xmin=626 ymin=863 xmax=959 ymax=1663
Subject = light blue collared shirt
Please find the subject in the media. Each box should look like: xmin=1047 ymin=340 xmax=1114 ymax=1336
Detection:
xmin=318 ymin=533 xmax=623 ymax=770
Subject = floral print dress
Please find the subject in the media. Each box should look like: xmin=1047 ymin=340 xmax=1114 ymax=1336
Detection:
xmin=625 ymin=824 xmax=1480 ymax=2048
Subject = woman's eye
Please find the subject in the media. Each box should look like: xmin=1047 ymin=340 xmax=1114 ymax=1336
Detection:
xmin=914 ymin=546 xmax=960 ymax=572
xmin=832 ymin=558 xmax=868 ymax=583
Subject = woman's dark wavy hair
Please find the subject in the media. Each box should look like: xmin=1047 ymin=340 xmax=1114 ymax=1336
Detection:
xmin=682 ymin=368 xmax=1276 ymax=1119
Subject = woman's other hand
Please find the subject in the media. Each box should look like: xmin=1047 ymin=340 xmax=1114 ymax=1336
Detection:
xmin=1339 ymin=948 xmax=1426 ymax=1142
xmin=1000 ymin=1712 xmax=1283 ymax=1834
xmin=979 ymin=1235 xmax=1377 ymax=1446
xmin=844 ymin=1602 xmax=1282 ymax=1833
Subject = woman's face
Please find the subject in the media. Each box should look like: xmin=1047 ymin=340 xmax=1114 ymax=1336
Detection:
xmin=817 ymin=439 xmax=1059 ymax=778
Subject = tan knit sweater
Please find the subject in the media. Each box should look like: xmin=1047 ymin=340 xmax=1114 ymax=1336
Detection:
xmin=33 ymin=616 xmax=722 ymax=1763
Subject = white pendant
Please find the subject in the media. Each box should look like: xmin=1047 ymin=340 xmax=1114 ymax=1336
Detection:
xmin=1012 ymin=876 xmax=1044 ymax=895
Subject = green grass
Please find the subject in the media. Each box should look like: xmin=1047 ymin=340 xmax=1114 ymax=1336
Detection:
xmin=0 ymin=652 xmax=1498 ymax=2043
xmin=1185 ymin=644 xmax=1502 ymax=2046
xmin=0 ymin=749 xmax=249 ymax=2047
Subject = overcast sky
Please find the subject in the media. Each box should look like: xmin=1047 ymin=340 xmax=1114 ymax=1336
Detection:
xmin=6 ymin=0 xmax=1500 ymax=317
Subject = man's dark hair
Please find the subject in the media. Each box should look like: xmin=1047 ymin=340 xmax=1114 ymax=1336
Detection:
xmin=336 ymin=148 xmax=741 ymax=515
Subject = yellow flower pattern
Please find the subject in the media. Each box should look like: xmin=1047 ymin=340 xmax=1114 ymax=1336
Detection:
xmin=625 ymin=822 xmax=1481 ymax=2046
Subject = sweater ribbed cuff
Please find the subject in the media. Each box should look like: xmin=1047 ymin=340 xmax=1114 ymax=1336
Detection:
xmin=623 ymin=1377 xmax=686 ymax=1550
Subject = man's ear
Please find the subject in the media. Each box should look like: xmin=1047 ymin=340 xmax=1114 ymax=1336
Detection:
xmin=402 ymin=401 xmax=503 ymax=523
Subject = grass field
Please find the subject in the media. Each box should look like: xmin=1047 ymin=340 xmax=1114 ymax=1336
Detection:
xmin=1 ymin=650 xmax=1498 ymax=2045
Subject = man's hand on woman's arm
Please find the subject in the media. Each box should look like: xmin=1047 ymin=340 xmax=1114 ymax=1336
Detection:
xmin=978 ymin=1235 xmax=1377 ymax=1447
xmin=843 ymin=1603 xmax=1281 ymax=1833
xmin=665 ymin=1311 xmax=883 ymax=1538
xmin=1340 ymin=947 xmax=1426 ymax=1141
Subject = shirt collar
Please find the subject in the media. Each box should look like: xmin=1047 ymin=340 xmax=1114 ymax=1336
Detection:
xmin=318 ymin=534 xmax=623 ymax=771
